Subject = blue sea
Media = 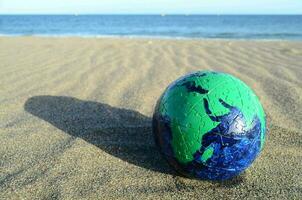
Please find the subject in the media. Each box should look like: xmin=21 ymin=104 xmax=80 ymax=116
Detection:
xmin=1 ymin=15 xmax=302 ymax=40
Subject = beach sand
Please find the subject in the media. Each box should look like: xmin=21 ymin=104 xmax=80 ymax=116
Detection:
xmin=0 ymin=37 xmax=301 ymax=199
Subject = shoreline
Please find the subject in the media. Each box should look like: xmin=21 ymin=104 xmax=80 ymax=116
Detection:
xmin=1 ymin=35 xmax=302 ymax=42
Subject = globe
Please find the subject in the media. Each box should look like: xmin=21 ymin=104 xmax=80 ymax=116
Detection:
xmin=153 ymin=71 xmax=266 ymax=180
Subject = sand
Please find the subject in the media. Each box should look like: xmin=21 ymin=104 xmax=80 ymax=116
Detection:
xmin=0 ymin=36 xmax=301 ymax=199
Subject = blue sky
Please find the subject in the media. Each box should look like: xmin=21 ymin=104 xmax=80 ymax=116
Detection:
xmin=1 ymin=0 xmax=302 ymax=14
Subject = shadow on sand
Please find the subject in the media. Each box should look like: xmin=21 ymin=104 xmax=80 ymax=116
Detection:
xmin=24 ymin=95 xmax=245 ymax=186
xmin=24 ymin=95 xmax=173 ymax=175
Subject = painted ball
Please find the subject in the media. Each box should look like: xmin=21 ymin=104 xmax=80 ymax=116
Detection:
xmin=153 ymin=71 xmax=266 ymax=180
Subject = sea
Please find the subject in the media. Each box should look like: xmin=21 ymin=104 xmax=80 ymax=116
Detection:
xmin=0 ymin=15 xmax=302 ymax=40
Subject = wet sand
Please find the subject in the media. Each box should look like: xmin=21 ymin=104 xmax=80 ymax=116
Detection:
xmin=0 ymin=37 xmax=301 ymax=199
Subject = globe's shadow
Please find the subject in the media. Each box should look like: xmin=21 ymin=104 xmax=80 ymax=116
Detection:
xmin=24 ymin=95 xmax=174 ymax=175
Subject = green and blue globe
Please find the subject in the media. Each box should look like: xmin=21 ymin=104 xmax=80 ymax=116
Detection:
xmin=153 ymin=71 xmax=266 ymax=180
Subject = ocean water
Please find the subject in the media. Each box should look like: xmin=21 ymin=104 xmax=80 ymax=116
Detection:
xmin=0 ymin=15 xmax=302 ymax=40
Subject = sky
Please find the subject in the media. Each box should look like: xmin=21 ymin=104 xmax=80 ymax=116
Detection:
xmin=0 ymin=0 xmax=302 ymax=15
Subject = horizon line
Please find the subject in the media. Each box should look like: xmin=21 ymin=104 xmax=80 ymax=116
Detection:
xmin=1 ymin=13 xmax=302 ymax=15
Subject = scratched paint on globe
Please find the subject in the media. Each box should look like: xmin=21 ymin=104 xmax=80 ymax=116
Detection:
xmin=153 ymin=71 xmax=266 ymax=180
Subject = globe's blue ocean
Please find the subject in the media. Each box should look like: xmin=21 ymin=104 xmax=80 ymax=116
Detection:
xmin=1 ymin=15 xmax=302 ymax=40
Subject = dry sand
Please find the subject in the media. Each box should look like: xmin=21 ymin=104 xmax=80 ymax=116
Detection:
xmin=0 ymin=36 xmax=301 ymax=199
